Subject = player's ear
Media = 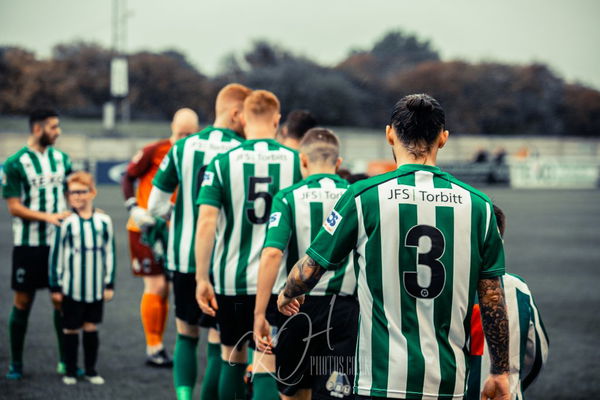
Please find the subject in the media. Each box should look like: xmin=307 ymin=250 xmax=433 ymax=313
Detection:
xmin=300 ymin=153 xmax=309 ymax=169
xmin=31 ymin=122 xmax=42 ymax=137
xmin=438 ymin=129 xmax=449 ymax=149
xmin=273 ymin=113 xmax=281 ymax=129
xmin=335 ymin=157 xmax=343 ymax=171
xmin=386 ymin=125 xmax=395 ymax=147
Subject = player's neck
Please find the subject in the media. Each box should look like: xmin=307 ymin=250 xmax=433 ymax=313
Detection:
xmin=27 ymin=137 xmax=48 ymax=153
xmin=280 ymin=137 xmax=300 ymax=150
xmin=306 ymin=165 xmax=337 ymax=176
xmin=75 ymin=205 xmax=94 ymax=219
xmin=393 ymin=146 xmax=438 ymax=168
xmin=244 ymin=126 xmax=277 ymax=141
xmin=212 ymin=117 xmax=235 ymax=133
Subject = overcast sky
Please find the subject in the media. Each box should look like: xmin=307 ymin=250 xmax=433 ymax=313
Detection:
xmin=1 ymin=0 xmax=599 ymax=88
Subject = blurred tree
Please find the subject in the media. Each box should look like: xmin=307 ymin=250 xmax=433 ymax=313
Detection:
xmin=223 ymin=41 xmax=385 ymax=126
xmin=337 ymin=30 xmax=440 ymax=85
xmin=561 ymin=84 xmax=600 ymax=136
xmin=388 ymin=61 xmax=565 ymax=134
xmin=128 ymin=50 xmax=215 ymax=120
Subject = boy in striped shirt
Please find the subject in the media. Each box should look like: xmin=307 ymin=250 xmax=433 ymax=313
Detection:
xmin=466 ymin=205 xmax=549 ymax=400
xmin=2 ymin=109 xmax=72 ymax=379
xmin=278 ymin=94 xmax=511 ymax=400
xmin=254 ymin=128 xmax=358 ymax=400
xmin=195 ymin=90 xmax=302 ymax=400
xmin=49 ymin=171 xmax=116 ymax=385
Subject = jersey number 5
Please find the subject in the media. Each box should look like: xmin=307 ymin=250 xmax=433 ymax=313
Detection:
xmin=247 ymin=176 xmax=273 ymax=224
xmin=403 ymin=224 xmax=446 ymax=299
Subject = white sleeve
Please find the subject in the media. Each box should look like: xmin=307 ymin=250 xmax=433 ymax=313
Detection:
xmin=522 ymin=291 xmax=549 ymax=389
xmin=148 ymin=185 xmax=174 ymax=219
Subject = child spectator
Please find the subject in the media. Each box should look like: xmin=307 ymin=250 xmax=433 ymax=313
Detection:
xmin=49 ymin=171 xmax=116 ymax=385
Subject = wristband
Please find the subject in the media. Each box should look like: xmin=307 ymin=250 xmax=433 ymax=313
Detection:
xmin=125 ymin=197 xmax=137 ymax=212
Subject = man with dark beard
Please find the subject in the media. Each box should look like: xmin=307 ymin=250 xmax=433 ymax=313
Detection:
xmin=2 ymin=109 xmax=72 ymax=379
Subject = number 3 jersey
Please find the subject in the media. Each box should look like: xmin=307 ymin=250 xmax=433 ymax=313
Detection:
xmin=197 ymin=139 xmax=301 ymax=296
xmin=305 ymin=164 xmax=505 ymax=400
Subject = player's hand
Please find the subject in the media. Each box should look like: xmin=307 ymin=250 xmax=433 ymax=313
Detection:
xmin=481 ymin=372 xmax=510 ymax=400
xmin=196 ymin=280 xmax=218 ymax=317
xmin=51 ymin=292 xmax=63 ymax=305
xmin=277 ymin=292 xmax=304 ymax=316
xmin=253 ymin=314 xmax=273 ymax=354
xmin=130 ymin=206 xmax=156 ymax=231
xmin=46 ymin=211 xmax=71 ymax=226
xmin=103 ymin=289 xmax=114 ymax=302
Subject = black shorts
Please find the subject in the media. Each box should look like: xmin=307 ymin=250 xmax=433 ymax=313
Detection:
xmin=215 ymin=294 xmax=256 ymax=349
xmin=61 ymin=296 xmax=103 ymax=330
xmin=172 ymin=271 xmax=217 ymax=328
xmin=275 ymin=295 xmax=359 ymax=399
xmin=266 ymin=294 xmax=282 ymax=328
xmin=11 ymin=246 xmax=50 ymax=292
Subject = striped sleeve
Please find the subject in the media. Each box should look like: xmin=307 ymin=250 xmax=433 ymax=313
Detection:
xmin=49 ymin=221 xmax=67 ymax=292
xmin=197 ymin=158 xmax=223 ymax=208
xmin=522 ymin=291 xmax=550 ymax=390
xmin=1 ymin=159 xmax=22 ymax=198
xmin=263 ymin=193 xmax=293 ymax=250
xmin=480 ymin=202 xmax=505 ymax=278
xmin=103 ymin=217 xmax=116 ymax=289
xmin=306 ymin=189 xmax=358 ymax=270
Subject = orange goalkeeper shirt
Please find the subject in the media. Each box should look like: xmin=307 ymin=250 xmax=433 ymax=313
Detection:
xmin=123 ymin=138 xmax=176 ymax=232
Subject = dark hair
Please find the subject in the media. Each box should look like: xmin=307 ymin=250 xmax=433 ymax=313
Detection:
xmin=347 ymin=173 xmax=369 ymax=184
xmin=284 ymin=110 xmax=317 ymax=140
xmin=390 ymin=94 xmax=445 ymax=158
xmin=300 ymin=127 xmax=340 ymax=165
xmin=29 ymin=109 xmax=59 ymax=132
xmin=493 ymin=204 xmax=506 ymax=237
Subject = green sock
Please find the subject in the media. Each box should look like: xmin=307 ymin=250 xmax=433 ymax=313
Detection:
xmin=200 ymin=342 xmax=222 ymax=400
xmin=8 ymin=306 xmax=30 ymax=365
xmin=173 ymin=334 xmax=198 ymax=399
xmin=252 ymin=372 xmax=279 ymax=400
xmin=218 ymin=361 xmax=247 ymax=400
xmin=53 ymin=309 xmax=65 ymax=363
xmin=247 ymin=347 xmax=254 ymax=364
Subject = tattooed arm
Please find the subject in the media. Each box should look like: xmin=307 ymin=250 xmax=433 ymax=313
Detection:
xmin=277 ymin=255 xmax=326 ymax=315
xmin=478 ymin=277 xmax=511 ymax=400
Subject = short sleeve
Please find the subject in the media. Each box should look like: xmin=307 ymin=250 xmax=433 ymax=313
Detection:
xmin=2 ymin=160 xmax=22 ymax=199
xmin=480 ymin=203 xmax=505 ymax=278
xmin=197 ymin=158 xmax=223 ymax=208
xmin=63 ymin=153 xmax=72 ymax=176
xmin=152 ymin=147 xmax=179 ymax=193
xmin=263 ymin=193 xmax=293 ymax=250
xmin=305 ymin=189 xmax=358 ymax=270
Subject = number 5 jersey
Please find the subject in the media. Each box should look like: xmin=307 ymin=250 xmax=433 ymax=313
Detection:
xmin=197 ymin=139 xmax=301 ymax=295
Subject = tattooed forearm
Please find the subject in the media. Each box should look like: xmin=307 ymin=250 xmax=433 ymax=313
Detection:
xmin=282 ymin=255 xmax=325 ymax=299
xmin=478 ymin=277 xmax=509 ymax=375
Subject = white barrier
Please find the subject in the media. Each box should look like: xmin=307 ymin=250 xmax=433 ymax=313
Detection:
xmin=508 ymin=157 xmax=600 ymax=189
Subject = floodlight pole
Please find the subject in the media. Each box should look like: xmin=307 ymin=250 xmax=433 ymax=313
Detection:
xmin=108 ymin=0 xmax=130 ymax=132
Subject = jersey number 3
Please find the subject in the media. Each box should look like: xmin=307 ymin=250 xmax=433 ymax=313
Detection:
xmin=247 ymin=176 xmax=273 ymax=224
xmin=403 ymin=224 xmax=446 ymax=299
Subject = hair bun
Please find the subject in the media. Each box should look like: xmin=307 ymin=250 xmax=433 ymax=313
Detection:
xmin=406 ymin=94 xmax=434 ymax=113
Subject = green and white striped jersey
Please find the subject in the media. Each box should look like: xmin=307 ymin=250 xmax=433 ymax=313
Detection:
xmin=466 ymin=273 xmax=549 ymax=400
xmin=306 ymin=164 xmax=506 ymax=399
xmin=49 ymin=211 xmax=116 ymax=303
xmin=1 ymin=146 xmax=71 ymax=246
xmin=264 ymin=173 xmax=356 ymax=296
xmin=152 ymin=126 xmax=243 ymax=273
xmin=197 ymin=139 xmax=302 ymax=296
